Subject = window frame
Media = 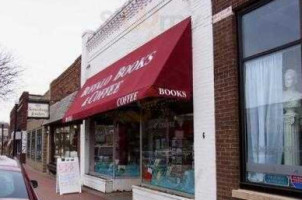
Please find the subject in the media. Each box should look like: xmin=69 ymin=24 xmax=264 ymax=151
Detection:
xmin=237 ymin=0 xmax=302 ymax=197
xmin=35 ymin=129 xmax=43 ymax=162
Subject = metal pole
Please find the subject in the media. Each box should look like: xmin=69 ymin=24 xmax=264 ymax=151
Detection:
xmin=13 ymin=104 xmax=17 ymax=157
xmin=1 ymin=124 xmax=4 ymax=155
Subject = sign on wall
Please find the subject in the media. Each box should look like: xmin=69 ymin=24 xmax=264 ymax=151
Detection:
xmin=56 ymin=157 xmax=81 ymax=195
xmin=28 ymin=103 xmax=49 ymax=119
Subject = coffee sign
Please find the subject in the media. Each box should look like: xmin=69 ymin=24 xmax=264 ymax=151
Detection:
xmin=28 ymin=103 xmax=49 ymax=118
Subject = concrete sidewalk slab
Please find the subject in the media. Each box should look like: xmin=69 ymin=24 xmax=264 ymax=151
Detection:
xmin=24 ymin=164 xmax=132 ymax=200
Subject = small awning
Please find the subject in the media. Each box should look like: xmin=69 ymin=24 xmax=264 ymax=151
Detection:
xmin=63 ymin=18 xmax=192 ymax=123
xmin=44 ymin=91 xmax=78 ymax=125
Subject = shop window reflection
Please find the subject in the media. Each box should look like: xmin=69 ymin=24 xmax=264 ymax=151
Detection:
xmin=142 ymin=100 xmax=194 ymax=195
xmin=90 ymin=110 xmax=140 ymax=178
xmin=114 ymin=121 xmax=140 ymax=177
xmin=92 ymin=124 xmax=114 ymax=177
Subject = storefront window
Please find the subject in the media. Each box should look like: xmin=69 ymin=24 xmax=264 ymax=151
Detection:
xmin=240 ymin=0 xmax=302 ymax=192
xmin=141 ymin=100 xmax=194 ymax=195
xmin=27 ymin=132 xmax=31 ymax=157
xmin=114 ymin=120 xmax=140 ymax=177
xmin=91 ymin=123 xmax=114 ymax=177
xmin=36 ymin=129 xmax=42 ymax=162
xmin=89 ymin=110 xmax=140 ymax=178
xmin=31 ymin=130 xmax=36 ymax=160
xmin=53 ymin=125 xmax=79 ymax=163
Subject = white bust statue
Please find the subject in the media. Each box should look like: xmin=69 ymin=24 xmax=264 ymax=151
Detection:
xmin=283 ymin=69 xmax=301 ymax=166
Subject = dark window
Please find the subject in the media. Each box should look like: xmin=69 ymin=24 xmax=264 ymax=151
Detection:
xmin=239 ymin=0 xmax=302 ymax=194
xmin=36 ymin=129 xmax=42 ymax=161
xmin=31 ymin=130 xmax=36 ymax=160
xmin=242 ymin=0 xmax=300 ymax=58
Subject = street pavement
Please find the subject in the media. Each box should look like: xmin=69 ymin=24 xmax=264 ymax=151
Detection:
xmin=24 ymin=165 xmax=132 ymax=200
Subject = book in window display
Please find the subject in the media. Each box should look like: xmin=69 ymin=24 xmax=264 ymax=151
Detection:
xmin=142 ymin=113 xmax=194 ymax=195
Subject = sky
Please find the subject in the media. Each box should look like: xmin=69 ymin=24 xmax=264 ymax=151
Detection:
xmin=0 ymin=0 xmax=126 ymax=122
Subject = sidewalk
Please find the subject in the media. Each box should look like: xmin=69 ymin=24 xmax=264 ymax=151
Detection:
xmin=24 ymin=165 xmax=132 ymax=200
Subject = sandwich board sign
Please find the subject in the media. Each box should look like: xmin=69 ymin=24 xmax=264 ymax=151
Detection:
xmin=56 ymin=157 xmax=81 ymax=195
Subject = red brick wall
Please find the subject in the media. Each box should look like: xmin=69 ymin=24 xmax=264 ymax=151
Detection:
xmin=50 ymin=56 xmax=81 ymax=104
xmin=212 ymin=0 xmax=256 ymax=199
xmin=9 ymin=92 xmax=29 ymax=133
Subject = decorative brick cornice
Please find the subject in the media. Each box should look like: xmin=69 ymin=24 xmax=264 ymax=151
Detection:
xmin=86 ymin=0 xmax=153 ymax=52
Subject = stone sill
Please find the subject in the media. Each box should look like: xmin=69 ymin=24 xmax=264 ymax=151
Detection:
xmin=232 ymin=189 xmax=300 ymax=200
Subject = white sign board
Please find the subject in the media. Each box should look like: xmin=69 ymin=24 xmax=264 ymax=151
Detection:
xmin=28 ymin=103 xmax=49 ymax=118
xmin=56 ymin=157 xmax=81 ymax=195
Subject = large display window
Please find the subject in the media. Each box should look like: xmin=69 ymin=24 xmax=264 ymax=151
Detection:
xmin=239 ymin=0 xmax=302 ymax=194
xmin=53 ymin=125 xmax=79 ymax=163
xmin=89 ymin=109 xmax=140 ymax=178
xmin=141 ymin=100 xmax=194 ymax=195
xmin=87 ymin=99 xmax=194 ymax=196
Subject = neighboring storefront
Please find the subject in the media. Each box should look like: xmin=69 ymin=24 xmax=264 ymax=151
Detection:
xmin=44 ymin=56 xmax=81 ymax=174
xmin=9 ymin=92 xmax=49 ymax=164
xmin=27 ymin=121 xmax=47 ymax=172
xmin=65 ymin=0 xmax=216 ymax=199
xmin=213 ymin=0 xmax=302 ymax=199
xmin=25 ymin=91 xmax=50 ymax=172
xmin=44 ymin=91 xmax=81 ymax=174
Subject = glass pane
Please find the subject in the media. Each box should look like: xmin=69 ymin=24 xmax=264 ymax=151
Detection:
xmin=31 ymin=131 xmax=36 ymax=160
xmin=242 ymin=0 xmax=300 ymax=58
xmin=69 ymin=125 xmax=79 ymax=157
xmin=54 ymin=128 xmax=61 ymax=163
xmin=90 ymin=122 xmax=114 ymax=177
xmin=36 ymin=129 xmax=42 ymax=161
xmin=244 ymin=45 xmax=302 ymax=189
xmin=142 ymin=100 xmax=194 ymax=195
xmin=114 ymin=116 xmax=140 ymax=177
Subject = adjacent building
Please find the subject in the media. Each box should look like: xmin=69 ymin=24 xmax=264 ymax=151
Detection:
xmin=9 ymin=92 xmax=49 ymax=163
xmin=26 ymin=91 xmax=50 ymax=172
xmin=0 ymin=122 xmax=9 ymax=155
xmin=44 ymin=56 xmax=81 ymax=174
xmin=213 ymin=0 xmax=302 ymax=199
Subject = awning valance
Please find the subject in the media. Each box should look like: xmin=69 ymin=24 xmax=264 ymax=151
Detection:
xmin=44 ymin=91 xmax=78 ymax=125
xmin=63 ymin=18 xmax=192 ymax=123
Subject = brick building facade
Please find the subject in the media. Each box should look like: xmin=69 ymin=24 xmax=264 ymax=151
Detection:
xmin=9 ymin=92 xmax=30 ymax=134
xmin=50 ymin=56 xmax=81 ymax=105
xmin=44 ymin=56 xmax=81 ymax=174
xmin=213 ymin=0 xmax=302 ymax=199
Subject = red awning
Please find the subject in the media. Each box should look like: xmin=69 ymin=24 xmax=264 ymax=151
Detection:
xmin=63 ymin=18 xmax=192 ymax=122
